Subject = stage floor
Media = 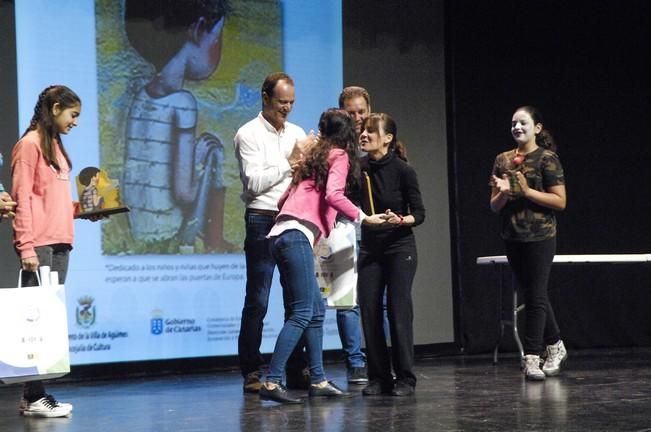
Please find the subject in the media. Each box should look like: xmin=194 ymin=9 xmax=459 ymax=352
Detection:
xmin=2 ymin=348 xmax=651 ymax=431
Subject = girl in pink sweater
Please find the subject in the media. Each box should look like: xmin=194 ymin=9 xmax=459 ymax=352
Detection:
xmin=11 ymin=85 xmax=84 ymax=418
xmin=259 ymin=109 xmax=384 ymax=404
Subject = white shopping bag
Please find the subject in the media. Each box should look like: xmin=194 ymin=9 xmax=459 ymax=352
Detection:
xmin=314 ymin=219 xmax=358 ymax=309
xmin=0 ymin=270 xmax=70 ymax=384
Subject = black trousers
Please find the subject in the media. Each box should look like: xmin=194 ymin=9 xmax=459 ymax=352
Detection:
xmin=21 ymin=244 xmax=71 ymax=402
xmin=505 ymin=237 xmax=560 ymax=355
xmin=358 ymin=246 xmax=418 ymax=387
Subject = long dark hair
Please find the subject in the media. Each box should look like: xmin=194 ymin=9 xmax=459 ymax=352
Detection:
xmin=515 ymin=105 xmax=557 ymax=152
xmin=293 ymin=109 xmax=360 ymax=193
xmin=22 ymin=85 xmax=80 ymax=171
xmin=364 ymin=113 xmax=408 ymax=161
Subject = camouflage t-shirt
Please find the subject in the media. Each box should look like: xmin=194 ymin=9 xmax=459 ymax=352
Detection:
xmin=491 ymin=147 xmax=565 ymax=242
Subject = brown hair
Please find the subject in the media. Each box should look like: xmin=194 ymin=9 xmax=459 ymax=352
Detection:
xmin=293 ymin=109 xmax=360 ymax=194
xmin=338 ymin=86 xmax=371 ymax=111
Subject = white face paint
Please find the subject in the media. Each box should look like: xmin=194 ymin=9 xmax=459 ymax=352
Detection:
xmin=511 ymin=110 xmax=541 ymax=146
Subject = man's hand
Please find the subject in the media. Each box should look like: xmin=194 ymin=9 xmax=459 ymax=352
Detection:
xmin=0 ymin=191 xmax=17 ymax=220
xmin=289 ymin=130 xmax=318 ymax=170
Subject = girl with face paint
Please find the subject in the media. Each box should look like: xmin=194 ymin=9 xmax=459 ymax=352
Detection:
xmin=490 ymin=106 xmax=568 ymax=381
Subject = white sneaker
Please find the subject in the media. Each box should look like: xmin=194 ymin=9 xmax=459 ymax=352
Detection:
xmin=20 ymin=396 xmax=73 ymax=412
xmin=523 ymin=355 xmax=545 ymax=381
xmin=542 ymin=340 xmax=568 ymax=376
xmin=20 ymin=395 xmax=73 ymax=418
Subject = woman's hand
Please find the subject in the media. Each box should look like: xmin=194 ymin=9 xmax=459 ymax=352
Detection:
xmin=384 ymin=209 xmax=413 ymax=226
xmin=363 ymin=213 xmax=389 ymax=226
xmin=21 ymin=256 xmax=39 ymax=272
xmin=514 ymin=171 xmax=530 ymax=197
xmin=383 ymin=209 xmax=401 ymax=225
xmin=490 ymin=174 xmax=514 ymax=213
xmin=491 ymin=174 xmax=511 ymax=195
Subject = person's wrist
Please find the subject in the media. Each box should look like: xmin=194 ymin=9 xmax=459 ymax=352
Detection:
xmin=398 ymin=215 xmax=404 ymax=225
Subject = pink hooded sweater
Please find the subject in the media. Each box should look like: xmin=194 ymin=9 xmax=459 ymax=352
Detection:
xmin=12 ymin=130 xmax=78 ymax=259
xmin=277 ymin=148 xmax=360 ymax=244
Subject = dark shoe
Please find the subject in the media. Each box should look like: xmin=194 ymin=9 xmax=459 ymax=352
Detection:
xmin=259 ymin=382 xmax=303 ymax=404
xmin=362 ymin=380 xmax=393 ymax=396
xmin=286 ymin=367 xmax=310 ymax=390
xmin=391 ymin=380 xmax=415 ymax=397
xmin=347 ymin=366 xmax=368 ymax=384
xmin=243 ymin=371 xmax=262 ymax=394
xmin=309 ymin=381 xmax=349 ymax=398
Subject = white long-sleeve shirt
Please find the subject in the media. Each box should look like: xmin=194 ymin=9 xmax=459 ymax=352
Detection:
xmin=233 ymin=112 xmax=306 ymax=211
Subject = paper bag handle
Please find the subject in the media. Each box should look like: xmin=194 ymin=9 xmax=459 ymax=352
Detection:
xmin=17 ymin=268 xmax=42 ymax=288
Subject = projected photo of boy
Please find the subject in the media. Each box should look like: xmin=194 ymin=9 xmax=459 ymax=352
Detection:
xmin=95 ymin=0 xmax=282 ymax=254
xmin=123 ymin=0 xmax=235 ymax=254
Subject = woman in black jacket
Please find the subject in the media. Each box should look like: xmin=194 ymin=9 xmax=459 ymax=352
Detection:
xmin=357 ymin=113 xmax=425 ymax=397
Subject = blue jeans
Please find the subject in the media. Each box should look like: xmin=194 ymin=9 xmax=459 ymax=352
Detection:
xmin=238 ymin=211 xmax=276 ymax=376
xmin=267 ymin=230 xmax=326 ymax=384
xmin=336 ymin=307 xmax=366 ymax=368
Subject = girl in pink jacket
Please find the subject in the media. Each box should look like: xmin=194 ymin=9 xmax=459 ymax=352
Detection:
xmin=12 ymin=85 xmax=85 ymax=418
xmin=259 ymin=109 xmax=383 ymax=404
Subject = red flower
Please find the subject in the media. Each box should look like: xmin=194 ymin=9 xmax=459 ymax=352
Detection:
xmin=512 ymin=154 xmax=525 ymax=166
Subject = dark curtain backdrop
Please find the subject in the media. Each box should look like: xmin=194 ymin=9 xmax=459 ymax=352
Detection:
xmin=447 ymin=0 xmax=651 ymax=353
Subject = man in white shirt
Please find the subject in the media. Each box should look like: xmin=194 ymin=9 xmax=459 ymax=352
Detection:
xmin=234 ymin=72 xmax=308 ymax=393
